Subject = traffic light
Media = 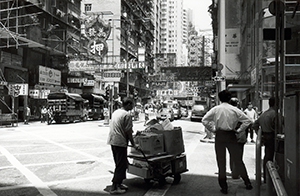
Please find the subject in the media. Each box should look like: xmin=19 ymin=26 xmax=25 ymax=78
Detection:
xmin=105 ymin=86 xmax=110 ymax=98
xmin=113 ymin=87 xmax=118 ymax=99
xmin=134 ymin=89 xmax=138 ymax=100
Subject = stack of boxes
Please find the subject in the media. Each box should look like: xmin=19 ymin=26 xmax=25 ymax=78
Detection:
xmin=128 ymin=125 xmax=187 ymax=178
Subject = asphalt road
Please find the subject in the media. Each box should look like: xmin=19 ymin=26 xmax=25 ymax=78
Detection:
xmin=0 ymin=114 xmax=267 ymax=196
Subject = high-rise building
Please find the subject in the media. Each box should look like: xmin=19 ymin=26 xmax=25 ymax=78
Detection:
xmin=0 ymin=0 xmax=82 ymax=120
xmin=160 ymin=0 xmax=186 ymax=67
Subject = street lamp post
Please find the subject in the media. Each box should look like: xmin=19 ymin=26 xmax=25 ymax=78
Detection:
xmin=126 ymin=28 xmax=130 ymax=97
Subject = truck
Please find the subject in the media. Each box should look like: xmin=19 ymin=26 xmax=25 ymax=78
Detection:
xmin=47 ymin=92 xmax=88 ymax=123
xmin=81 ymin=93 xmax=106 ymax=120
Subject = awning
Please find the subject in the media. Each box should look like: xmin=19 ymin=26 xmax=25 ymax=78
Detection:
xmin=227 ymin=84 xmax=253 ymax=92
xmin=66 ymin=93 xmax=86 ymax=102
xmin=91 ymin=94 xmax=106 ymax=102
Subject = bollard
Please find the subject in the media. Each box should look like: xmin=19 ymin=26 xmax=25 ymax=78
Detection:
xmin=103 ymin=115 xmax=109 ymax=125
xmin=103 ymin=108 xmax=109 ymax=125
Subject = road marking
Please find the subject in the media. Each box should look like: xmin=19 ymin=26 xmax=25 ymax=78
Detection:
xmin=19 ymin=130 xmax=114 ymax=167
xmin=144 ymin=184 xmax=171 ymax=196
xmin=0 ymin=146 xmax=58 ymax=196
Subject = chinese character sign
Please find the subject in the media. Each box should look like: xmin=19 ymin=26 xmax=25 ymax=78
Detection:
xmin=87 ymin=39 xmax=108 ymax=59
xmin=83 ymin=15 xmax=111 ymax=62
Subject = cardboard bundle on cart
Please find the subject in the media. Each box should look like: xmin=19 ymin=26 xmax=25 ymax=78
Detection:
xmin=128 ymin=119 xmax=187 ymax=181
xmin=150 ymin=119 xmax=185 ymax=156
xmin=131 ymin=119 xmax=185 ymax=156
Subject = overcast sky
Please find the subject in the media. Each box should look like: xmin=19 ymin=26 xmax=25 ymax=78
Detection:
xmin=183 ymin=0 xmax=213 ymax=32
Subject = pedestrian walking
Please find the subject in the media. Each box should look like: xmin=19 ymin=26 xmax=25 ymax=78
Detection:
xmin=46 ymin=106 xmax=53 ymax=124
xmin=202 ymin=90 xmax=253 ymax=194
xmin=41 ymin=106 xmax=47 ymax=123
xmin=244 ymin=103 xmax=258 ymax=143
xmin=144 ymin=104 xmax=149 ymax=126
xmin=252 ymin=97 xmax=276 ymax=183
xmin=107 ymin=97 xmax=139 ymax=195
xmin=24 ymin=106 xmax=31 ymax=124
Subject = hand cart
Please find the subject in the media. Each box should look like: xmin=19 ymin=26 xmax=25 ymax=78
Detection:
xmin=128 ymin=149 xmax=188 ymax=186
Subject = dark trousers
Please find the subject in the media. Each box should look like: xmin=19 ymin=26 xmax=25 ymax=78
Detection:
xmin=230 ymin=142 xmax=245 ymax=177
xmin=246 ymin=124 xmax=254 ymax=140
xmin=215 ymin=131 xmax=251 ymax=190
xmin=111 ymin=145 xmax=128 ymax=184
xmin=262 ymin=132 xmax=275 ymax=181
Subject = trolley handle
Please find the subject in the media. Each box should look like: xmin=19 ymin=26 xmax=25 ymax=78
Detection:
xmin=128 ymin=145 xmax=150 ymax=164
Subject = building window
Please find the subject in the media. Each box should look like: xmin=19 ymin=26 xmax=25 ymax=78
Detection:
xmin=85 ymin=4 xmax=92 ymax=12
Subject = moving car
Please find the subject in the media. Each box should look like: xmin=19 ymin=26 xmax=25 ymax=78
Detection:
xmin=163 ymin=100 xmax=181 ymax=119
xmin=190 ymin=104 xmax=208 ymax=121
xmin=156 ymin=107 xmax=175 ymax=121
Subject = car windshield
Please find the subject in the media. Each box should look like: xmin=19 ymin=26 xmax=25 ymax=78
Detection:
xmin=193 ymin=105 xmax=205 ymax=110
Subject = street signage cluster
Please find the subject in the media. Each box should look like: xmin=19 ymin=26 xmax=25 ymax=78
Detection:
xmin=213 ymin=76 xmax=226 ymax=81
xmin=68 ymin=60 xmax=145 ymax=72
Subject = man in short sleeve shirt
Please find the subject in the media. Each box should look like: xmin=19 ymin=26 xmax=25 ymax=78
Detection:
xmin=107 ymin=97 xmax=138 ymax=194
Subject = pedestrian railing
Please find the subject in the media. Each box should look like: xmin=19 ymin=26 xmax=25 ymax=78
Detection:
xmin=266 ymin=161 xmax=288 ymax=196
xmin=255 ymin=128 xmax=287 ymax=196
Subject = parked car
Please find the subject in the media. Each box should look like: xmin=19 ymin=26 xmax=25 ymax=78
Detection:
xmin=156 ymin=107 xmax=175 ymax=121
xmin=190 ymin=104 xmax=208 ymax=121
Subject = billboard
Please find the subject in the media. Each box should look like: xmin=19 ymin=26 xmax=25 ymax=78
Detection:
xmin=39 ymin=66 xmax=61 ymax=86
xmin=160 ymin=66 xmax=212 ymax=81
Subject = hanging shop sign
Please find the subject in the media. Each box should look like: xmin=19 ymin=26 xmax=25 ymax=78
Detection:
xmin=67 ymin=78 xmax=88 ymax=84
xmin=83 ymin=80 xmax=95 ymax=86
xmin=68 ymin=60 xmax=145 ymax=71
xmin=83 ymin=15 xmax=111 ymax=61
xmin=8 ymin=84 xmax=28 ymax=97
xmin=87 ymin=38 xmax=108 ymax=60
xmin=39 ymin=65 xmax=61 ymax=86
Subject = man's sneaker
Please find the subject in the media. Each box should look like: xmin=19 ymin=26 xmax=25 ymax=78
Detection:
xmin=246 ymin=183 xmax=253 ymax=190
xmin=118 ymin=184 xmax=128 ymax=190
xmin=110 ymin=187 xmax=126 ymax=195
xmin=220 ymin=188 xmax=228 ymax=194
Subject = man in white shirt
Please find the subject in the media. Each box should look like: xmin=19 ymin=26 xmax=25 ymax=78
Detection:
xmin=202 ymin=90 xmax=253 ymax=194
xmin=244 ymin=103 xmax=258 ymax=143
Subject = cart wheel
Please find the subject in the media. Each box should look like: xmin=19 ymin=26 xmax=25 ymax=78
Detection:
xmin=158 ymin=177 xmax=166 ymax=186
xmin=173 ymin=174 xmax=181 ymax=184
xmin=144 ymin=179 xmax=151 ymax=184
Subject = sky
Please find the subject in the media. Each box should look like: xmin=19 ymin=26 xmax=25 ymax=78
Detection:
xmin=183 ymin=0 xmax=213 ymax=34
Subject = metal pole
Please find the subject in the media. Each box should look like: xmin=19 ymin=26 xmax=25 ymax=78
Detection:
xmin=126 ymin=28 xmax=130 ymax=97
xmin=275 ymin=0 xmax=280 ymax=138
xmin=218 ymin=0 xmax=226 ymax=91
xmin=255 ymin=128 xmax=262 ymax=196
xmin=279 ymin=3 xmax=285 ymax=134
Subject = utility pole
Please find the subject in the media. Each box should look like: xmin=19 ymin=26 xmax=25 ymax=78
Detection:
xmin=218 ymin=0 xmax=226 ymax=92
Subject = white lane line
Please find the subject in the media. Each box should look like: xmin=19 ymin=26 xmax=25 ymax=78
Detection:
xmin=0 ymin=174 xmax=112 ymax=191
xmin=0 ymin=146 xmax=57 ymax=196
xmin=46 ymin=174 xmax=112 ymax=186
xmin=19 ymin=130 xmax=114 ymax=167
xmin=0 ymin=184 xmax=34 ymax=191
xmin=144 ymin=184 xmax=171 ymax=196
